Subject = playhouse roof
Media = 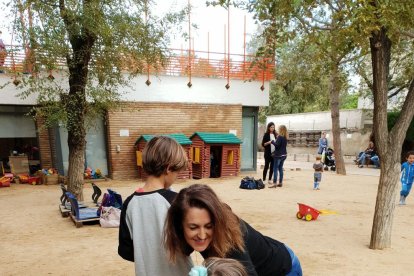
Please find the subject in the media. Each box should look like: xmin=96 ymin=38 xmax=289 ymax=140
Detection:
xmin=190 ymin=132 xmax=242 ymax=144
xmin=135 ymin=134 xmax=192 ymax=145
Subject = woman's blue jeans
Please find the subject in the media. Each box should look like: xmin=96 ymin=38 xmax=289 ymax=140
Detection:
xmin=273 ymin=156 xmax=287 ymax=184
xmin=371 ymin=155 xmax=380 ymax=168
xmin=285 ymin=245 xmax=303 ymax=276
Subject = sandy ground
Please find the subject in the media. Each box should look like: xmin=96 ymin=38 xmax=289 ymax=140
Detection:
xmin=1 ymin=160 xmax=413 ymax=276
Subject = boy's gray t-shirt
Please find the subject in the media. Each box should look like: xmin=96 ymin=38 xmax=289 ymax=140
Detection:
xmin=118 ymin=189 xmax=192 ymax=276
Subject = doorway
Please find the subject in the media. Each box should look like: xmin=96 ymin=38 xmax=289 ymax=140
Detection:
xmin=242 ymin=107 xmax=258 ymax=171
xmin=210 ymin=146 xmax=222 ymax=178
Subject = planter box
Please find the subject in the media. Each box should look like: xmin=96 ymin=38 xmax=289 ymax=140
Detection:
xmin=27 ymin=176 xmax=41 ymax=185
xmin=44 ymin=174 xmax=59 ymax=185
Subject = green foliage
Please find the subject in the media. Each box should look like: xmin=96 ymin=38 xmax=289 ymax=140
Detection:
xmin=340 ymin=92 xmax=359 ymax=109
xmin=10 ymin=0 xmax=186 ymax=131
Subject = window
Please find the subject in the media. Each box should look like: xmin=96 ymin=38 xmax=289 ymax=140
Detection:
xmin=136 ymin=151 xmax=143 ymax=167
xmin=193 ymin=147 xmax=200 ymax=163
xmin=227 ymin=150 xmax=234 ymax=165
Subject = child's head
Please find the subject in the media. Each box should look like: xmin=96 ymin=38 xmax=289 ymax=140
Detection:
xmin=406 ymin=151 xmax=414 ymax=164
xmin=204 ymin=257 xmax=247 ymax=276
xmin=316 ymin=156 xmax=322 ymax=161
xmin=188 ymin=258 xmax=247 ymax=276
xmin=142 ymin=136 xmax=188 ymax=177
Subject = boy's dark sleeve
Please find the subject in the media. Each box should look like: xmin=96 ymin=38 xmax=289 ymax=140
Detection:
xmin=118 ymin=197 xmax=134 ymax=262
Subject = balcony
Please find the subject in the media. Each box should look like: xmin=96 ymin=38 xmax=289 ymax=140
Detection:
xmin=0 ymin=45 xmax=274 ymax=83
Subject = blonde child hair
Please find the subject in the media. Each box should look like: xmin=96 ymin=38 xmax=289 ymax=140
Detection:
xmin=204 ymin=257 xmax=247 ymax=276
xmin=188 ymin=258 xmax=247 ymax=276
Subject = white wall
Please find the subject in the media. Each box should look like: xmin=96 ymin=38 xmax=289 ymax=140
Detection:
xmin=0 ymin=74 xmax=269 ymax=106
xmin=264 ymin=109 xmax=373 ymax=156
xmin=266 ymin=109 xmax=364 ymax=131
xmin=0 ymin=76 xmax=39 ymax=105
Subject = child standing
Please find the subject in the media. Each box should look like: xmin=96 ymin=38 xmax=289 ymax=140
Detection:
xmin=118 ymin=136 xmax=193 ymax=275
xmin=399 ymin=151 xmax=414 ymax=205
xmin=313 ymin=156 xmax=323 ymax=190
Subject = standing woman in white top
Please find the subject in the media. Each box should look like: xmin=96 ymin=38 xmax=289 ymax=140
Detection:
xmin=261 ymin=122 xmax=277 ymax=184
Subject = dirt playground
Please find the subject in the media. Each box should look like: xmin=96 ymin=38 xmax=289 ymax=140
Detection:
xmin=0 ymin=162 xmax=413 ymax=276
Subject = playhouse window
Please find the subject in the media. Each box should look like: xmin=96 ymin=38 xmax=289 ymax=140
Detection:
xmin=136 ymin=151 xmax=143 ymax=167
xmin=227 ymin=150 xmax=234 ymax=165
xmin=193 ymin=147 xmax=200 ymax=163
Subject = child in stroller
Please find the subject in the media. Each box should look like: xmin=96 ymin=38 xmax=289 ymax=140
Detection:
xmin=321 ymin=147 xmax=336 ymax=171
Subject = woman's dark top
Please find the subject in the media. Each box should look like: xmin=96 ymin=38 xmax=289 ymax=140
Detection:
xmin=271 ymin=135 xmax=287 ymax=158
xmin=261 ymin=132 xmax=273 ymax=159
xmin=200 ymin=220 xmax=292 ymax=276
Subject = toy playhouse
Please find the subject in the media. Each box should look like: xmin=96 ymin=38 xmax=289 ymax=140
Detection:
xmin=135 ymin=134 xmax=193 ymax=179
xmin=190 ymin=132 xmax=242 ymax=179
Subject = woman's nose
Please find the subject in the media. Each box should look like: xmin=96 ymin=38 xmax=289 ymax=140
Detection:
xmin=198 ymin=228 xmax=206 ymax=239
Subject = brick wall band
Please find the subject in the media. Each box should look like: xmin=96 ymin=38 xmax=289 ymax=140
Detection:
xmin=107 ymin=102 xmax=242 ymax=180
xmin=36 ymin=117 xmax=54 ymax=169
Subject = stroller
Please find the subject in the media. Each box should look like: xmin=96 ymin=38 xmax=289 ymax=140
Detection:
xmin=321 ymin=147 xmax=336 ymax=171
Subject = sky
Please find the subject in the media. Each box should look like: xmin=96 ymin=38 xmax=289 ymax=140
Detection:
xmin=0 ymin=0 xmax=259 ymax=57
xmin=164 ymin=0 xmax=257 ymax=55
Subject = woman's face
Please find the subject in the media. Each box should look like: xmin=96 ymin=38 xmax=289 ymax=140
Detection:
xmin=183 ymin=207 xmax=213 ymax=252
xmin=269 ymin=125 xmax=275 ymax=132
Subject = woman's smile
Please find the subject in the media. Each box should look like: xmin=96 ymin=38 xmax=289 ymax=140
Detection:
xmin=183 ymin=207 xmax=213 ymax=252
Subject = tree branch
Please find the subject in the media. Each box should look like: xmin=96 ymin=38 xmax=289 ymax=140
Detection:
xmin=388 ymin=81 xmax=411 ymax=99
xmin=399 ymin=30 xmax=414 ymax=39
xmin=323 ymin=0 xmax=339 ymax=13
xmin=296 ymin=15 xmax=333 ymax=31
xmin=356 ymin=65 xmax=373 ymax=91
xmin=59 ymin=0 xmax=77 ymax=46
xmin=338 ymin=49 xmax=364 ymax=65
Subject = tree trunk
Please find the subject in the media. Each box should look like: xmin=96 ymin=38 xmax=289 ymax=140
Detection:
xmin=65 ymin=37 xmax=94 ymax=201
xmin=370 ymin=151 xmax=400 ymax=249
xmin=67 ymin=132 xmax=86 ymax=201
xmin=368 ymin=24 xmax=414 ymax=248
xmin=369 ymin=27 xmax=393 ymax=249
xmin=329 ymin=63 xmax=346 ymax=175
xmin=66 ymin=78 xmax=87 ymax=201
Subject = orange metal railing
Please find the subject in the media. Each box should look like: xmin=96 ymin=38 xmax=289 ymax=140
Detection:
xmin=0 ymin=45 xmax=274 ymax=82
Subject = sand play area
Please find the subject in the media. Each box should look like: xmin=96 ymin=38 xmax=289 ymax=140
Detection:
xmin=1 ymin=161 xmax=413 ymax=276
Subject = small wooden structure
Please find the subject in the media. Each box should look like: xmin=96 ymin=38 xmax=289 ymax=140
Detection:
xmin=190 ymin=132 xmax=242 ymax=179
xmin=135 ymin=134 xmax=193 ymax=179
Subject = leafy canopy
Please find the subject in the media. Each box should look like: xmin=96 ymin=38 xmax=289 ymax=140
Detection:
xmin=12 ymin=0 xmax=186 ymax=129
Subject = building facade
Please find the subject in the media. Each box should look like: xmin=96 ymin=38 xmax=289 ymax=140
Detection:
xmin=1 ymin=68 xmax=270 ymax=179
